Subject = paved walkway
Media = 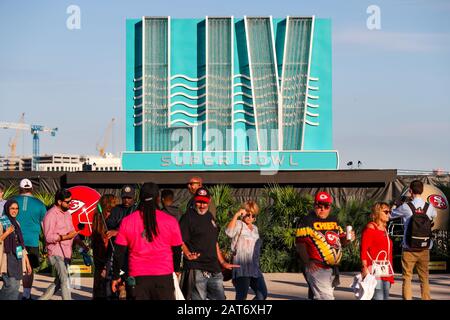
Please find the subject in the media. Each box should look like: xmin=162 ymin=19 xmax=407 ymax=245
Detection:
xmin=18 ymin=272 xmax=450 ymax=300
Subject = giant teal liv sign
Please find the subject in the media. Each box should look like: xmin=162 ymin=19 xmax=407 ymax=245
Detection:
xmin=123 ymin=16 xmax=338 ymax=171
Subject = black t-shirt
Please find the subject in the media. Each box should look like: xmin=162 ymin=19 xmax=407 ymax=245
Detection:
xmin=179 ymin=210 xmax=220 ymax=273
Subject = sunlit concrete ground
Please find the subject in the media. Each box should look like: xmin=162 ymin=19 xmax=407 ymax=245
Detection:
xmin=9 ymin=272 xmax=448 ymax=300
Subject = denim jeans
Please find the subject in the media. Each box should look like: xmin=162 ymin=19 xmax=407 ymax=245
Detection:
xmin=305 ymin=265 xmax=334 ymax=300
xmin=0 ymin=273 xmax=20 ymax=300
xmin=39 ymin=255 xmax=71 ymax=300
xmin=372 ymin=280 xmax=391 ymax=300
xmin=234 ymin=276 xmax=268 ymax=300
xmin=191 ymin=270 xmax=226 ymax=300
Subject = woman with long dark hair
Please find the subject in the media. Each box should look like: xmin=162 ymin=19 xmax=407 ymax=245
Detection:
xmin=111 ymin=182 xmax=183 ymax=300
xmin=0 ymin=200 xmax=32 ymax=300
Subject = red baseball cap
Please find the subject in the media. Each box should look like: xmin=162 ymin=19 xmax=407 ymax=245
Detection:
xmin=315 ymin=191 xmax=332 ymax=204
xmin=194 ymin=187 xmax=211 ymax=204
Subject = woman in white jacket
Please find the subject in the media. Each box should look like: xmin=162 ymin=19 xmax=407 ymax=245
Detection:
xmin=225 ymin=201 xmax=267 ymax=300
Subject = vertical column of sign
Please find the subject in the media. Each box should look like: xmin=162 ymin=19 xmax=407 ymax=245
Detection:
xmin=143 ymin=17 xmax=169 ymax=151
xmin=281 ymin=17 xmax=312 ymax=150
xmin=246 ymin=17 xmax=279 ymax=151
xmin=207 ymin=17 xmax=232 ymax=151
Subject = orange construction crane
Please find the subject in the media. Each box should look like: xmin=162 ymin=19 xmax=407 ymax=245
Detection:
xmin=96 ymin=118 xmax=115 ymax=157
xmin=7 ymin=113 xmax=25 ymax=157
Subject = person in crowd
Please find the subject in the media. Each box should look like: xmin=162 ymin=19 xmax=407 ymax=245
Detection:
xmin=360 ymin=202 xmax=394 ymax=300
xmin=111 ymin=182 xmax=183 ymax=300
xmin=391 ymin=180 xmax=437 ymax=300
xmin=91 ymin=194 xmax=118 ymax=300
xmin=39 ymin=189 xmax=89 ymax=300
xmin=13 ymin=178 xmax=47 ymax=300
xmin=185 ymin=176 xmax=216 ymax=218
xmin=0 ymin=200 xmax=32 ymax=300
xmin=179 ymin=187 xmax=238 ymax=300
xmin=295 ymin=191 xmax=355 ymax=300
xmin=106 ymin=185 xmax=138 ymax=299
xmin=225 ymin=200 xmax=267 ymax=300
xmin=0 ymin=185 xmax=6 ymax=216
xmin=160 ymin=189 xmax=183 ymax=221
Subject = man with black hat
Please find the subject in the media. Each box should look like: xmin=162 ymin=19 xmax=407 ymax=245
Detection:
xmin=106 ymin=185 xmax=137 ymax=235
xmin=105 ymin=185 xmax=138 ymax=299
xmin=179 ymin=187 xmax=238 ymax=300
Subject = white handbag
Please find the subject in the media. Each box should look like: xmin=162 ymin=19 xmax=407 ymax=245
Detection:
xmin=173 ymin=272 xmax=185 ymax=300
xmin=367 ymin=230 xmax=394 ymax=278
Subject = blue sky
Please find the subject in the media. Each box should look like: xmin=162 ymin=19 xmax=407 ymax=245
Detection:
xmin=0 ymin=0 xmax=449 ymax=171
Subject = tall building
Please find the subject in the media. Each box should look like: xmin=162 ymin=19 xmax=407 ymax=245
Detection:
xmin=123 ymin=16 xmax=338 ymax=171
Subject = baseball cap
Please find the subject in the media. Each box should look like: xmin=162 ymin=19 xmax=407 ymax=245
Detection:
xmin=20 ymin=179 xmax=33 ymax=189
xmin=194 ymin=187 xmax=211 ymax=204
xmin=121 ymin=185 xmax=135 ymax=198
xmin=139 ymin=182 xmax=159 ymax=202
xmin=315 ymin=191 xmax=332 ymax=204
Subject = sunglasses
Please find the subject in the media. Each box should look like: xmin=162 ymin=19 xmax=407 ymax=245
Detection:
xmin=382 ymin=210 xmax=391 ymax=214
xmin=62 ymin=199 xmax=72 ymax=204
xmin=315 ymin=203 xmax=331 ymax=210
xmin=243 ymin=213 xmax=255 ymax=218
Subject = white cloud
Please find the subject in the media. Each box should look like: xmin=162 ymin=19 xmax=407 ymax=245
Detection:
xmin=333 ymin=29 xmax=450 ymax=53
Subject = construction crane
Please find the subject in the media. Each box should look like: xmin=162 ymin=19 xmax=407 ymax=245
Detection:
xmin=0 ymin=119 xmax=58 ymax=170
xmin=96 ymin=118 xmax=115 ymax=157
xmin=7 ymin=112 xmax=25 ymax=157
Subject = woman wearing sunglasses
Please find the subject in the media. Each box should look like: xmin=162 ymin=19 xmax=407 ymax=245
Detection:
xmin=225 ymin=201 xmax=267 ymax=300
xmin=360 ymin=202 xmax=394 ymax=300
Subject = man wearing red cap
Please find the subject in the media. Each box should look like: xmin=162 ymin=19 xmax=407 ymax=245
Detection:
xmin=179 ymin=187 xmax=238 ymax=300
xmin=295 ymin=191 xmax=355 ymax=300
xmin=185 ymin=176 xmax=216 ymax=219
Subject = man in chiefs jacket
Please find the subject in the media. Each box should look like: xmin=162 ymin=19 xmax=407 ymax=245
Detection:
xmin=296 ymin=191 xmax=355 ymax=300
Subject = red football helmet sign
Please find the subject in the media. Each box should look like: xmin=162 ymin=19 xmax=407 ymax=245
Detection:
xmin=67 ymin=186 xmax=100 ymax=237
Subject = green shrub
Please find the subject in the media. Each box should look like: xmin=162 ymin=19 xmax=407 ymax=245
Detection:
xmin=258 ymin=184 xmax=312 ymax=272
xmin=33 ymin=190 xmax=54 ymax=208
xmin=209 ymin=184 xmax=239 ymax=256
xmin=2 ymin=184 xmax=19 ymax=200
xmin=334 ymin=200 xmax=373 ymax=271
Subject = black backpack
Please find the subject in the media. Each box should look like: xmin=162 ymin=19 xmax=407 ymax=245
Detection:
xmin=405 ymin=202 xmax=432 ymax=249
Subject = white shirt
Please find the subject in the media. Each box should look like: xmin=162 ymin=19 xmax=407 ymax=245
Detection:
xmin=391 ymin=197 xmax=437 ymax=250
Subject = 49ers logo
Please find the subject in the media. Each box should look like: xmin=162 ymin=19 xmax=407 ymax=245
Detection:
xmin=325 ymin=231 xmax=341 ymax=249
xmin=428 ymin=195 xmax=448 ymax=210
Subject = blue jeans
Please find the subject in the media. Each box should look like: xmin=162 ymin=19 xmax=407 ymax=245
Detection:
xmin=372 ymin=280 xmax=391 ymax=300
xmin=191 ymin=270 xmax=226 ymax=300
xmin=305 ymin=266 xmax=334 ymax=300
xmin=39 ymin=256 xmax=72 ymax=300
xmin=0 ymin=274 xmax=20 ymax=300
xmin=234 ymin=276 xmax=268 ymax=300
